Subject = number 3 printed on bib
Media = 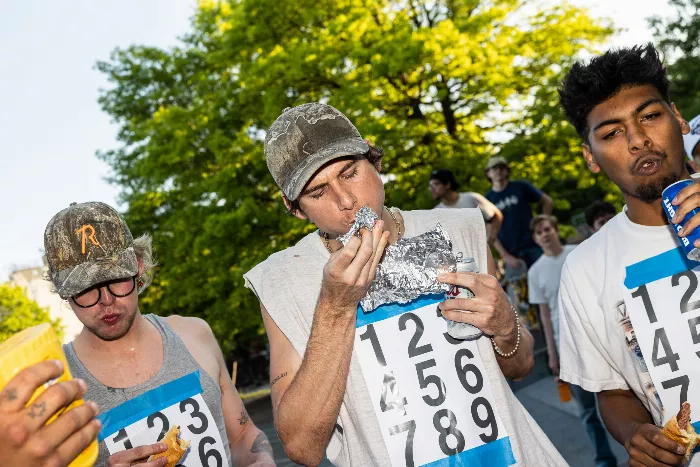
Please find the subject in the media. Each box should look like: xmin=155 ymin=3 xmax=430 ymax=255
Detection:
xmin=624 ymin=248 xmax=700 ymax=426
xmin=99 ymin=371 xmax=229 ymax=467
xmin=355 ymin=294 xmax=516 ymax=467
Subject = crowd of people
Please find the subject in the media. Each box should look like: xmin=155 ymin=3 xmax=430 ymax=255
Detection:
xmin=4 ymin=42 xmax=700 ymax=467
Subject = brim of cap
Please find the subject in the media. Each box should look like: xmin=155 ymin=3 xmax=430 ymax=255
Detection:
xmin=684 ymin=134 xmax=700 ymax=160
xmin=283 ymin=137 xmax=369 ymax=200
xmin=52 ymin=247 xmax=138 ymax=299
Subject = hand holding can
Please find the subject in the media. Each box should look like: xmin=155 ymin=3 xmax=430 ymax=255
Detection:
xmin=662 ymin=177 xmax=700 ymax=261
xmin=443 ymin=254 xmax=484 ymax=340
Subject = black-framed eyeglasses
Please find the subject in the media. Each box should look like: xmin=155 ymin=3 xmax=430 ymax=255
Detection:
xmin=71 ymin=276 xmax=137 ymax=308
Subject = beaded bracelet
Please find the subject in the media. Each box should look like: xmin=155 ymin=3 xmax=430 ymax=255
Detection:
xmin=490 ymin=304 xmax=521 ymax=358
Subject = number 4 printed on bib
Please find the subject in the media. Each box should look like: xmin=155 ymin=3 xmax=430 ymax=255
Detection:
xmin=624 ymin=249 xmax=700 ymax=427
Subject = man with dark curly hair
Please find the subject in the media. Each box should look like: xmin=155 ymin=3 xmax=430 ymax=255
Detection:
xmin=558 ymin=44 xmax=700 ymax=466
xmin=584 ymin=200 xmax=617 ymax=233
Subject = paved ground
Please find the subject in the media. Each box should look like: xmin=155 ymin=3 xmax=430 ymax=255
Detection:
xmin=246 ymin=335 xmax=630 ymax=466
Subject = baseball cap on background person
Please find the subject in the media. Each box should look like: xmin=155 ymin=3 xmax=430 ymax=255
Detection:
xmin=684 ymin=114 xmax=700 ymax=159
xmin=484 ymin=156 xmax=509 ymax=171
xmin=44 ymin=202 xmax=138 ymax=299
xmin=264 ymin=103 xmax=369 ymax=201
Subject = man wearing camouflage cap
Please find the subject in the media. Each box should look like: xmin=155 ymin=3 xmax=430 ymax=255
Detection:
xmin=244 ymin=103 xmax=567 ymax=466
xmin=44 ymin=202 xmax=276 ymax=467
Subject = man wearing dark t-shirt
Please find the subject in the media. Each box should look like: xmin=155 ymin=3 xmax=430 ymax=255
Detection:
xmin=485 ymin=156 xmax=553 ymax=268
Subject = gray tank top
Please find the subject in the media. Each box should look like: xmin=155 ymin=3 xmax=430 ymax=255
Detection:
xmin=64 ymin=314 xmax=233 ymax=467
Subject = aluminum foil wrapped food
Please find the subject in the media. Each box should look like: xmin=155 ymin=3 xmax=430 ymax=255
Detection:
xmin=360 ymin=223 xmax=457 ymax=312
xmin=338 ymin=206 xmax=380 ymax=245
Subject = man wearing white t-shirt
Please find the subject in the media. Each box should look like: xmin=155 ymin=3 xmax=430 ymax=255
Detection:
xmin=527 ymin=214 xmax=617 ymax=467
xmin=429 ymin=169 xmax=503 ymax=245
xmin=558 ymin=44 xmax=700 ymax=466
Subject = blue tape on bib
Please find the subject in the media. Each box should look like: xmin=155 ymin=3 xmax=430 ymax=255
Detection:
xmin=419 ymin=436 xmax=516 ymax=467
xmin=356 ymin=294 xmax=444 ymax=328
xmin=98 ymin=371 xmax=202 ymax=441
xmin=624 ymin=247 xmax=700 ymax=289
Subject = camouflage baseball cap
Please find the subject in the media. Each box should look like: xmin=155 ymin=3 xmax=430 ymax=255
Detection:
xmin=44 ymin=202 xmax=138 ymax=299
xmin=264 ymin=103 xmax=369 ymax=200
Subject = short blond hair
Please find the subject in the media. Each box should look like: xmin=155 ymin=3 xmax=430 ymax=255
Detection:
xmin=133 ymin=234 xmax=157 ymax=294
xmin=530 ymin=214 xmax=558 ymax=234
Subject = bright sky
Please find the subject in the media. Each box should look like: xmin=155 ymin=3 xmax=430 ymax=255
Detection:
xmin=0 ymin=0 xmax=671 ymax=280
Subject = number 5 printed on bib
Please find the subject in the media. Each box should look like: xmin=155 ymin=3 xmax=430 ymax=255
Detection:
xmin=99 ymin=371 xmax=230 ymax=467
xmin=624 ymin=247 xmax=700 ymax=428
xmin=355 ymin=294 xmax=517 ymax=467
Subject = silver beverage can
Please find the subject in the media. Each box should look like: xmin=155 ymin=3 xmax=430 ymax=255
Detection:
xmin=446 ymin=254 xmax=484 ymax=340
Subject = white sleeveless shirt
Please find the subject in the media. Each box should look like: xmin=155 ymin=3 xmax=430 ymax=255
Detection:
xmin=244 ymin=208 xmax=566 ymax=466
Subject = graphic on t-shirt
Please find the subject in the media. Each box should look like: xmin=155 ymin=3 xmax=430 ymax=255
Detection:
xmin=354 ymin=294 xmax=515 ymax=467
xmin=616 ymin=300 xmax=662 ymax=413
xmin=623 ymin=246 xmax=700 ymax=426
xmin=494 ymin=196 xmax=519 ymax=212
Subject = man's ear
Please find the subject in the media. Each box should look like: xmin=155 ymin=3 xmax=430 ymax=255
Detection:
xmin=137 ymin=258 xmax=144 ymax=277
xmin=582 ymin=143 xmax=600 ymax=174
xmin=672 ymin=102 xmax=691 ymax=136
xmin=282 ymin=195 xmax=308 ymax=220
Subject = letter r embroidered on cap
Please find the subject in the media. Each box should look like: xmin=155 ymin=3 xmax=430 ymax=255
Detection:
xmin=75 ymin=224 xmax=100 ymax=254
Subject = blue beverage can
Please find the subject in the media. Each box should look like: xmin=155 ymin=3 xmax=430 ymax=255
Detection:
xmin=662 ymin=178 xmax=700 ymax=261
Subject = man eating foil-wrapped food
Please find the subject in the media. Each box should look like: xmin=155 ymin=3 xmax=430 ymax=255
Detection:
xmin=244 ymin=103 xmax=559 ymax=467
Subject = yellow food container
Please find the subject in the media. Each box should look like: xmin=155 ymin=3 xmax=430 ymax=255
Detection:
xmin=0 ymin=323 xmax=98 ymax=467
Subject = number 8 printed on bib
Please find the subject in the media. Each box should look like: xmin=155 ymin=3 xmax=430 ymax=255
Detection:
xmin=623 ymin=247 xmax=700 ymax=429
xmin=355 ymin=294 xmax=516 ymax=467
xmin=99 ymin=371 xmax=229 ymax=467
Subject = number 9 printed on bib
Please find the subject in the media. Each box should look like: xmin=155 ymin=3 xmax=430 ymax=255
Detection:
xmin=623 ymin=247 xmax=700 ymax=428
xmin=99 ymin=371 xmax=229 ymax=467
xmin=355 ymin=294 xmax=516 ymax=467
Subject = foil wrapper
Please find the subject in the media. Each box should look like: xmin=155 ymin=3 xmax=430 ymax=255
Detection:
xmin=338 ymin=206 xmax=380 ymax=245
xmin=360 ymin=223 xmax=457 ymax=312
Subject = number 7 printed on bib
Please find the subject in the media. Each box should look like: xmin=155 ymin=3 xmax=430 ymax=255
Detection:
xmin=623 ymin=247 xmax=700 ymax=428
xmin=99 ymin=371 xmax=229 ymax=467
xmin=355 ymin=294 xmax=516 ymax=467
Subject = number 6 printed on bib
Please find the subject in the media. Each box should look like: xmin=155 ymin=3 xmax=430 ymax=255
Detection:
xmin=623 ymin=247 xmax=700 ymax=428
xmin=99 ymin=371 xmax=230 ymax=467
xmin=355 ymin=294 xmax=516 ymax=467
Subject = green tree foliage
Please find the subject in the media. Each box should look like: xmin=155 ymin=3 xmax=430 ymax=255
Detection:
xmin=0 ymin=284 xmax=63 ymax=343
xmin=651 ymin=0 xmax=700 ymax=118
xmin=96 ymin=0 xmax=612 ymax=358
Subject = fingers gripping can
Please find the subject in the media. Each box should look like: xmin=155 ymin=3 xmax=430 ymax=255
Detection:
xmin=662 ymin=179 xmax=700 ymax=261
xmin=445 ymin=254 xmax=484 ymax=340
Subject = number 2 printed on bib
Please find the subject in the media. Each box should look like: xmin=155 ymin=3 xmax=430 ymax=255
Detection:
xmin=624 ymin=247 xmax=700 ymax=426
xmin=99 ymin=371 xmax=229 ymax=467
xmin=355 ymin=294 xmax=516 ymax=467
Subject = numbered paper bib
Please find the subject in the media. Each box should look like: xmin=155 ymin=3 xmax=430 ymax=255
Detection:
xmin=99 ymin=371 xmax=230 ymax=467
xmin=623 ymin=247 xmax=700 ymax=426
xmin=355 ymin=294 xmax=515 ymax=467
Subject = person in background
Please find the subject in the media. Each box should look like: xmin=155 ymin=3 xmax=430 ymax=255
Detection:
xmin=683 ymin=114 xmax=700 ymax=171
xmin=484 ymin=156 xmax=553 ymax=269
xmin=0 ymin=360 xmax=101 ymax=467
xmin=527 ymin=215 xmax=617 ymax=467
xmin=584 ymin=200 xmax=617 ymax=233
xmin=429 ymin=168 xmax=503 ymax=245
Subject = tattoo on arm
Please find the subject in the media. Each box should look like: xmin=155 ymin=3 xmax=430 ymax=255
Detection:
xmin=238 ymin=409 xmax=250 ymax=425
xmin=28 ymin=401 xmax=47 ymax=418
xmin=250 ymin=432 xmax=274 ymax=457
xmin=270 ymin=372 xmax=287 ymax=388
xmin=5 ymin=388 xmax=18 ymax=401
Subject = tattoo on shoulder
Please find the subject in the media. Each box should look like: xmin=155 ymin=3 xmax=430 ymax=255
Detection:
xmin=238 ymin=409 xmax=250 ymax=425
xmin=5 ymin=388 xmax=18 ymax=402
xmin=28 ymin=401 xmax=47 ymax=418
xmin=251 ymin=432 xmax=274 ymax=456
xmin=270 ymin=372 xmax=287 ymax=388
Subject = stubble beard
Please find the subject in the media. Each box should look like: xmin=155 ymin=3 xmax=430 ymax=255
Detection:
xmin=87 ymin=308 xmax=138 ymax=342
